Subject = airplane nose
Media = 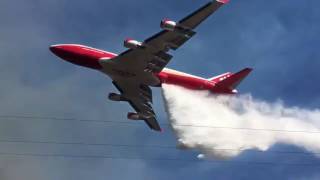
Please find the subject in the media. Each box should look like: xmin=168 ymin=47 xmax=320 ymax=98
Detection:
xmin=49 ymin=44 xmax=103 ymax=70
xmin=49 ymin=45 xmax=63 ymax=55
xmin=49 ymin=45 xmax=71 ymax=60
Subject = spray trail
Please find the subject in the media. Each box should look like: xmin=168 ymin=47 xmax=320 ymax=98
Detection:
xmin=162 ymin=84 xmax=320 ymax=159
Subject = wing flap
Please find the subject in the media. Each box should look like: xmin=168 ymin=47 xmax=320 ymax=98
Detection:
xmin=113 ymin=80 xmax=161 ymax=131
xmin=144 ymin=51 xmax=173 ymax=73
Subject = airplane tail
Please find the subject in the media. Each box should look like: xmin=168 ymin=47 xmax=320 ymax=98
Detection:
xmin=209 ymin=68 xmax=253 ymax=94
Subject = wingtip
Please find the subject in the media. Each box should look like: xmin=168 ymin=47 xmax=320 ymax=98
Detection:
xmin=245 ymin=67 xmax=253 ymax=72
xmin=216 ymin=0 xmax=230 ymax=4
xmin=154 ymin=128 xmax=164 ymax=133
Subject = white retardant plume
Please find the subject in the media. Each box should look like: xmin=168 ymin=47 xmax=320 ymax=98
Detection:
xmin=161 ymin=84 xmax=320 ymax=159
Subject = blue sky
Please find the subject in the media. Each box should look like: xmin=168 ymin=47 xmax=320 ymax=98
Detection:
xmin=0 ymin=0 xmax=320 ymax=179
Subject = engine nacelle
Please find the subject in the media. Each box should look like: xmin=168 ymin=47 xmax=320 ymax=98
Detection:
xmin=127 ymin=112 xmax=146 ymax=121
xmin=124 ymin=39 xmax=144 ymax=49
xmin=160 ymin=19 xmax=177 ymax=31
xmin=108 ymin=93 xmax=127 ymax=102
xmin=160 ymin=19 xmax=196 ymax=38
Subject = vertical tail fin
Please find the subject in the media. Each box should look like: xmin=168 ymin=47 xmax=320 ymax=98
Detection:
xmin=210 ymin=68 xmax=253 ymax=94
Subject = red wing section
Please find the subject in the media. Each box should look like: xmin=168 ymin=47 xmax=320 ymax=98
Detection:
xmin=211 ymin=68 xmax=252 ymax=94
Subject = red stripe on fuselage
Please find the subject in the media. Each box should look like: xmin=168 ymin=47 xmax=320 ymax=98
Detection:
xmin=157 ymin=70 xmax=214 ymax=91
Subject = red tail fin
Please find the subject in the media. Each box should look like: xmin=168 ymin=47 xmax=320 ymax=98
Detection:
xmin=210 ymin=68 xmax=252 ymax=94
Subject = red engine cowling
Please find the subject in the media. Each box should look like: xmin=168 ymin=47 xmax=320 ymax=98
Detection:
xmin=160 ymin=19 xmax=177 ymax=31
xmin=124 ymin=39 xmax=144 ymax=49
xmin=160 ymin=19 xmax=196 ymax=38
xmin=127 ymin=112 xmax=145 ymax=121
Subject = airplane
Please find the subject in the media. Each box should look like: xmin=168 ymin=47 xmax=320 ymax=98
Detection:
xmin=50 ymin=0 xmax=252 ymax=132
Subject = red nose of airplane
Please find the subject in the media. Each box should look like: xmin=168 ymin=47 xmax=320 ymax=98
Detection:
xmin=49 ymin=45 xmax=64 ymax=57
xmin=50 ymin=45 xmax=73 ymax=60
xmin=49 ymin=44 xmax=103 ymax=70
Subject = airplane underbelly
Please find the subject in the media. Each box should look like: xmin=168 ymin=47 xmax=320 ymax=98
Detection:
xmin=100 ymin=60 xmax=160 ymax=86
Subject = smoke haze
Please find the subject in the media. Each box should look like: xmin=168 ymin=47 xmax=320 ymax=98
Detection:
xmin=162 ymin=84 xmax=320 ymax=159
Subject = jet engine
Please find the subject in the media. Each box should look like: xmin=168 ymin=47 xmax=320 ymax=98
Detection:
xmin=124 ymin=39 xmax=144 ymax=49
xmin=160 ymin=19 xmax=177 ymax=31
xmin=160 ymin=19 xmax=196 ymax=38
xmin=127 ymin=112 xmax=146 ymax=120
xmin=108 ymin=93 xmax=127 ymax=102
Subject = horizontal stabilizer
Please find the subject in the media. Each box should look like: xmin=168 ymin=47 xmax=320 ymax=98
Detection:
xmin=211 ymin=68 xmax=252 ymax=93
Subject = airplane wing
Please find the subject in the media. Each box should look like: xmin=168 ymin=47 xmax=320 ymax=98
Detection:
xmin=112 ymin=0 xmax=229 ymax=73
xmin=112 ymin=81 xmax=161 ymax=131
xmin=105 ymin=0 xmax=229 ymax=131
